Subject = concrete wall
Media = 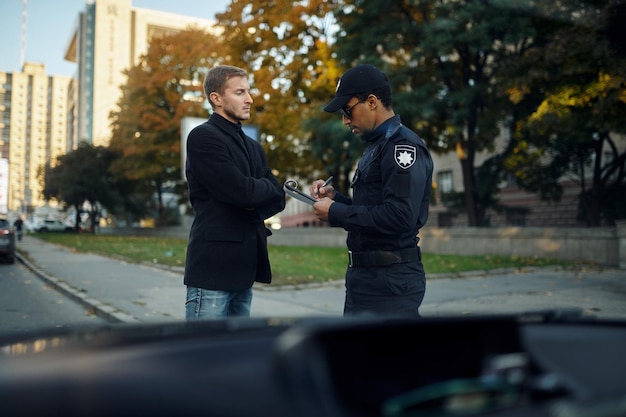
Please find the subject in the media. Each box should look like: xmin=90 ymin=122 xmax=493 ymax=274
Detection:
xmin=419 ymin=226 xmax=619 ymax=266
xmin=102 ymin=222 xmax=626 ymax=268
xmin=268 ymin=225 xmax=624 ymax=268
xmin=618 ymin=221 xmax=626 ymax=269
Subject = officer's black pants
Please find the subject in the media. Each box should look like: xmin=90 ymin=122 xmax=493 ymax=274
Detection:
xmin=343 ymin=261 xmax=426 ymax=316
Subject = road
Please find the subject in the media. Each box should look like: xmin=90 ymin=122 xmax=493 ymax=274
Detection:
xmin=0 ymin=262 xmax=108 ymax=335
xmin=421 ymin=267 xmax=626 ymax=319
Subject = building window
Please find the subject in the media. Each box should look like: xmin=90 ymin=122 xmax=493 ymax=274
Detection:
xmin=437 ymin=170 xmax=453 ymax=193
xmin=504 ymin=172 xmax=516 ymax=187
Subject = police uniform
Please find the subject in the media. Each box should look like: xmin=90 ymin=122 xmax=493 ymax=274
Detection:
xmin=328 ymin=115 xmax=433 ymax=315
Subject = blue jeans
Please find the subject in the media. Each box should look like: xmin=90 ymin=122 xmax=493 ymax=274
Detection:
xmin=185 ymin=286 xmax=252 ymax=319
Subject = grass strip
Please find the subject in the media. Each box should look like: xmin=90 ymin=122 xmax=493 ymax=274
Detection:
xmin=30 ymin=233 xmax=580 ymax=286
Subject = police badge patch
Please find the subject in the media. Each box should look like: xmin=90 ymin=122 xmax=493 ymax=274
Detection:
xmin=395 ymin=145 xmax=416 ymax=169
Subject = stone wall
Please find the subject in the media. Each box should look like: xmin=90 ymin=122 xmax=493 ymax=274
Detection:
xmin=102 ymin=222 xmax=626 ymax=268
xmin=419 ymin=226 xmax=618 ymax=266
xmin=268 ymin=224 xmax=625 ymax=268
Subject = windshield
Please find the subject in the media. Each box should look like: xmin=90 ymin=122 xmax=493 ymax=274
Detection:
xmin=0 ymin=1 xmax=625 ymax=417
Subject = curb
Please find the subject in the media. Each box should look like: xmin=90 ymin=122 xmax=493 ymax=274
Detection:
xmin=15 ymin=250 xmax=139 ymax=324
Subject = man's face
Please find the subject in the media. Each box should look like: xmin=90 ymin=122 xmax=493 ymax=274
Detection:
xmin=213 ymin=75 xmax=252 ymax=123
xmin=341 ymin=96 xmax=372 ymax=137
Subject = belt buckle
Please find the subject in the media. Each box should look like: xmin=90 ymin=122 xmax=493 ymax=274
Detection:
xmin=348 ymin=250 xmax=354 ymax=268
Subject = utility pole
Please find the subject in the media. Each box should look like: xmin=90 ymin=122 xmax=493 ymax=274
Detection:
xmin=20 ymin=0 xmax=27 ymax=69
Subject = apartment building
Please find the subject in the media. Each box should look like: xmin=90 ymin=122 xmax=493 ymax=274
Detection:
xmin=0 ymin=63 xmax=74 ymax=213
xmin=1 ymin=0 xmax=216 ymax=215
xmin=428 ymin=131 xmax=626 ymax=228
xmin=64 ymin=0 xmax=215 ymax=147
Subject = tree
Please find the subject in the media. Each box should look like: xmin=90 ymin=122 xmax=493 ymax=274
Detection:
xmin=108 ymin=28 xmax=220 ymax=225
xmin=502 ymin=0 xmax=626 ymax=226
xmin=304 ymin=115 xmax=367 ymax=194
xmin=215 ymin=0 xmax=343 ymax=186
xmin=42 ymin=142 xmax=117 ymax=233
xmin=333 ymin=0 xmax=537 ymax=226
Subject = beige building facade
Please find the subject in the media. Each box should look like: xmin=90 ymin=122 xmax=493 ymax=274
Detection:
xmin=0 ymin=63 xmax=74 ymax=213
xmin=64 ymin=0 xmax=215 ymax=147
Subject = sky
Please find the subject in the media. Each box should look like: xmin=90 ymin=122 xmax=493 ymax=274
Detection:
xmin=0 ymin=0 xmax=231 ymax=77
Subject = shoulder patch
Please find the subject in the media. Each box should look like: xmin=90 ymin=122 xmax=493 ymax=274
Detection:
xmin=395 ymin=144 xmax=416 ymax=169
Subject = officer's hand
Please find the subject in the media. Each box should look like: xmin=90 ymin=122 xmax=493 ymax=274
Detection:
xmin=310 ymin=180 xmax=336 ymax=200
xmin=312 ymin=198 xmax=333 ymax=222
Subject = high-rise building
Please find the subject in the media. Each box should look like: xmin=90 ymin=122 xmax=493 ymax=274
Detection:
xmin=64 ymin=0 xmax=215 ymax=147
xmin=1 ymin=0 xmax=215 ymax=215
xmin=0 ymin=63 xmax=74 ymax=213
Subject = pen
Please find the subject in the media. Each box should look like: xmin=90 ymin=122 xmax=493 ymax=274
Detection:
xmin=315 ymin=176 xmax=333 ymax=197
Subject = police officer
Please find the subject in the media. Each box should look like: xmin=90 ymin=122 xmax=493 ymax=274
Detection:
xmin=310 ymin=64 xmax=433 ymax=316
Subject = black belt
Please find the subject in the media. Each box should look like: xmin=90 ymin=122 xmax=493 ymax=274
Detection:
xmin=348 ymin=247 xmax=421 ymax=268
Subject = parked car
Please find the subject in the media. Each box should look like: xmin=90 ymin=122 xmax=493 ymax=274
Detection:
xmin=0 ymin=217 xmax=16 ymax=264
xmin=33 ymin=219 xmax=74 ymax=233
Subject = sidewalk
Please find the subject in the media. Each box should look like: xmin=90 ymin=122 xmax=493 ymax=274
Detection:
xmin=15 ymin=235 xmax=345 ymax=323
xmin=14 ymin=235 xmax=626 ymax=323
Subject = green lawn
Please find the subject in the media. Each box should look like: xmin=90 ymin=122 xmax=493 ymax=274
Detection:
xmin=29 ymin=233 xmax=581 ymax=286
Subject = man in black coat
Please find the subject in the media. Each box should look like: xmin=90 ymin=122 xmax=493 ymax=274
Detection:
xmin=184 ymin=65 xmax=285 ymax=319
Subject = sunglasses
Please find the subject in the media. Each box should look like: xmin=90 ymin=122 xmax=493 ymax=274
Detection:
xmin=341 ymin=99 xmax=365 ymax=118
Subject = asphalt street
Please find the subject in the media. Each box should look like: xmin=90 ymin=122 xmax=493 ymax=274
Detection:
xmin=13 ymin=235 xmax=626 ymax=323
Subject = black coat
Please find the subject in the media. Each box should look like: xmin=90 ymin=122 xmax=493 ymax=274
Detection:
xmin=183 ymin=113 xmax=285 ymax=291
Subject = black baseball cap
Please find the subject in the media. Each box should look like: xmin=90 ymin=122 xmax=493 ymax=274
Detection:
xmin=323 ymin=64 xmax=390 ymax=113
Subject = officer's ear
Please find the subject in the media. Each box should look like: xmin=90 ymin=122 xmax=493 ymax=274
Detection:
xmin=367 ymin=94 xmax=378 ymax=110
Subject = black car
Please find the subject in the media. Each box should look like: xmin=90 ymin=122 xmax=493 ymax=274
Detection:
xmin=0 ymin=217 xmax=16 ymax=264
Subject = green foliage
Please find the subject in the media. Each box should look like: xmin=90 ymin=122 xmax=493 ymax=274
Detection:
xmin=101 ymin=1 xmax=626 ymax=228
xmin=43 ymin=142 xmax=117 ymax=231
xmin=333 ymin=0 xmax=537 ymax=226
xmin=502 ymin=0 xmax=626 ymax=226
xmin=214 ymin=0 xmax=340 ymax=181
xmin=330 ymin=0 xmax=625 ymax=227
xmin=304 ymin=116 xmax=366 ymax=195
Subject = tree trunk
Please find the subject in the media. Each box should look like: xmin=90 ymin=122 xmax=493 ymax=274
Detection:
xmin=74 ymin=204 xmax=82 ymax=233
xmin=458 ymin=138 xmax=480 ymax=226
